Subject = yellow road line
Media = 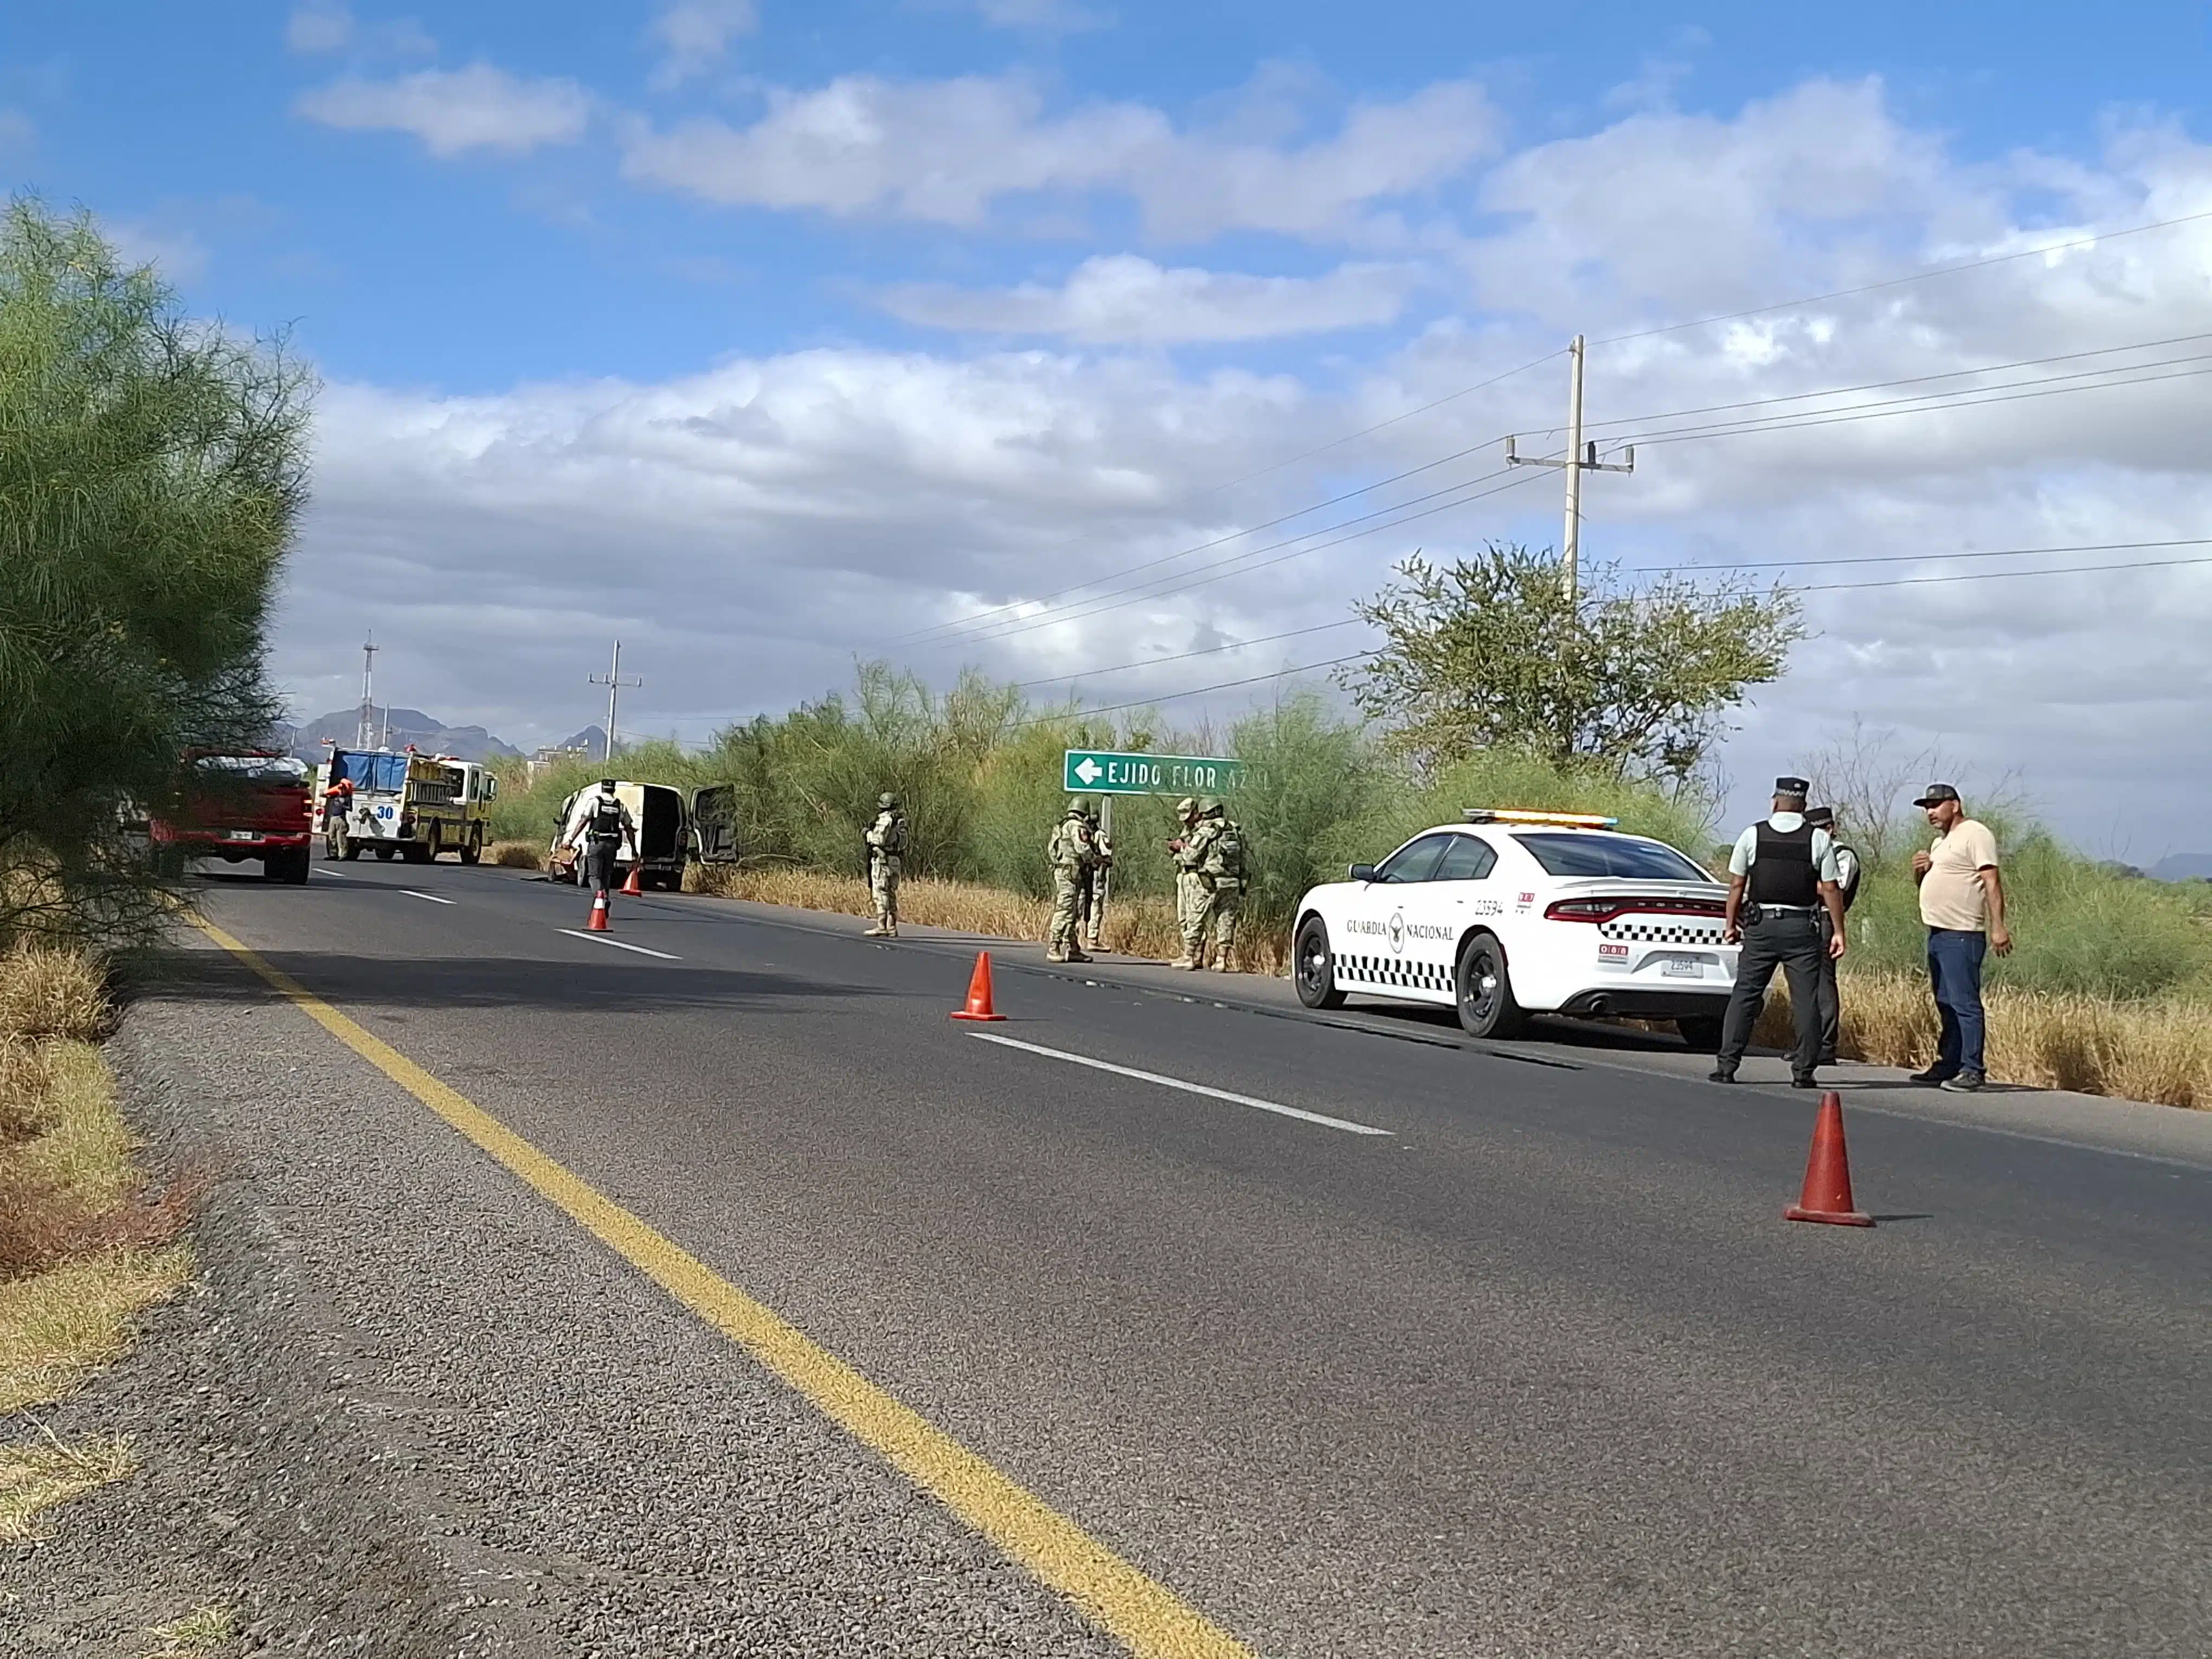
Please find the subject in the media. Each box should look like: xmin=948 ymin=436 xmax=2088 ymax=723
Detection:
xmin=194 ymin=919 xmax=1253 ymax=1659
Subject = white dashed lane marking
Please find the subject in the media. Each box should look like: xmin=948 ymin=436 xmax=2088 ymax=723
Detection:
xmin=557 ymin=929 xmax=680 ymax=960
xmin=966 ymin=1032 xmax=1392 ymax=1137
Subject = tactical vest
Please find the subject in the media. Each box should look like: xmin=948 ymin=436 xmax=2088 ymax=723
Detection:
xmin=587 ymin=796 xmax=626 ymax=839
xmin=875 ymin=813 xmax=907 ymax=857
xmin=1200 ymin=819 xmax=1245 ymax=882
xmin=1749 ymin=820 xmax=1817 ymax=907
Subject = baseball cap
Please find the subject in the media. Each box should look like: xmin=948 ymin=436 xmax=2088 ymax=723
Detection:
xmin=1912 ymin=782 xmax=1962 ymax=807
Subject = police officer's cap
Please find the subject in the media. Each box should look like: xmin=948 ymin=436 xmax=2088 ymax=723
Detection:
xmin=1802 ymin=806 xmax=1835 ymax=828
xmin=1773 ymin=775 xmax=1810 ymax=798
xmin=599 ymin=777 xmax=617 ymax=791
xmin=1196 ymin=795 xmax=1223 ymax=815
xmin=878 ymin=792 xmax=899 ymax=809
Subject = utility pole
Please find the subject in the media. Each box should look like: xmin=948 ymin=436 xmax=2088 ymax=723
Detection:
xmin=588 ymin=639 xmax=642 ymax=764
xmin=1504 ymin=335 xmax=1635 ymax=603
xmin=356 ymin=634 xmax=379 ymax=749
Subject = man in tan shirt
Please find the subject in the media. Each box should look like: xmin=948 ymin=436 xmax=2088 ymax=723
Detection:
xmin=1909 ymin=783 xmax=2011 ymax=1091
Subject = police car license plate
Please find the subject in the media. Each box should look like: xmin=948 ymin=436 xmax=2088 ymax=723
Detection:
xmin=1661 ymin=955 xmax=1702 ymax=978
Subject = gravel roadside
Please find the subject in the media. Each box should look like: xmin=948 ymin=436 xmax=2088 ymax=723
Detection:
xmin=4 ymin=940 xmax=1118 ymax=1656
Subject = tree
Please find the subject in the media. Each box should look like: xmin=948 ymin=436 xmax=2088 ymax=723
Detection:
xmin=0 ymin=200 xmax=313 ymax=940
xmin=1339 ymin=543 xmax=1803 ymax=783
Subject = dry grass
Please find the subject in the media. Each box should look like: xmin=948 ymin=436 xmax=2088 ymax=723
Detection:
xmin=1750 ymin=971 xmax=2212 ymax=1109
xmin=0 ymin=1036 xmax=60 ymax=1141
xmin=0 ymin=1429 xmax=134 ymax=1542
xmin=146 ymin=1601 xmax=243 ymax=1654
xmin=690 ymin=865 xmax=1290 ymax=974
xmin=0 ymin=942 xmax=112 ymax=1043
xmin=0 ymin=940 xmax=198 ymax=1556
xmin=487 ymin=839 xmax=544 ymax=870
xmin=0 ymin=1248 xmax=195 ymax=1413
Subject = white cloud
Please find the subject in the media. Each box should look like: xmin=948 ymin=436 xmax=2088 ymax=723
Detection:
xmin=0 ymin=108 xmax=33 ymax=156
xmin=296 ymin=64 xmax=593 ymax=158
xmin=879 ymin=255 xmax=1420 ymax=342
xmin=648 ymin=0 xmax=757 ymax=91
xmin=619 ymin=73 xmax=1499 ymax=239
xmin=286 ymin=1 xmax=353 ymax=53
xmin=108 ymin=219 xmax=211 ymax=284
xmin=279 ymin=75 xmax=2212 ymax=853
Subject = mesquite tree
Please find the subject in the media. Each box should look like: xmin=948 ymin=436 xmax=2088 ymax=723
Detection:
xmin=0 ymin=200 xmax=313 ymax=941
xmin=1340 ymin=543 xmax=1803 ymax=784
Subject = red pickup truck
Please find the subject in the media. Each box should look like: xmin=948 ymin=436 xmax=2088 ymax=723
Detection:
xmin=151 ymin=753 xmax=314 ymax=884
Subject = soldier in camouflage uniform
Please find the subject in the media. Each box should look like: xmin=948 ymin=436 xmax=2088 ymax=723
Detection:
xmin=1175 ymin=797 xmax=1246 ymax=970
xmin=863 ymin=792 xmax=906 ymax=937
xmin=1167 ymin=796 xmax=1203 ymax=961
xmin=1075 ymin=805 xmax=1112 ymax=952
xmin=1045 ymin=801 xmax=1095 ymax=963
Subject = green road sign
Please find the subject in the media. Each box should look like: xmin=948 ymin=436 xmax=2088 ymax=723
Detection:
xmin=1063 ymin=749 xmax=1248 ymax=796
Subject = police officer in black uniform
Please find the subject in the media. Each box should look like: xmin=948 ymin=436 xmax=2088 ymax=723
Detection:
xmin=1803 ymin=804 xmax=1862 ymax=1066
xmin=569 ymin=779 xmax=637 ymax=893
xmin=1712 ymin=776 xmax=1848 ymax=1086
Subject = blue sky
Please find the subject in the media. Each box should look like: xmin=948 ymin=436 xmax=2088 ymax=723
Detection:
xmin=8 ymin=4 xmax=2212 ymax=854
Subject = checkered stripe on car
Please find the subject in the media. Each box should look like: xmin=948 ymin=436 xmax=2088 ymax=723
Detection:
xmin=1599 ymin=919 xmax=1725 ymax=944
xmin=1338 ymin=953 xmax=1452 ymax=993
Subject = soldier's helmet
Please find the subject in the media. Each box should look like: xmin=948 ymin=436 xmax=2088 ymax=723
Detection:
xmin=1064 ymin=799 xmax=1088 ymax=819
xmin=1175 ymin=796 xmax=1198 ymax=817
xmin=878 ymin=792 xmax=899 ymax=810
xmin=1196 ymin=795 xmax=1224 ymax=816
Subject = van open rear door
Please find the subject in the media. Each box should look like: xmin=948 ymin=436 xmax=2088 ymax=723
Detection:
xmin=692 ymin=786 xmax=740 ymax=863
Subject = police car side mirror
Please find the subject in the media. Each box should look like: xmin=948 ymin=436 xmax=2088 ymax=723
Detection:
xmin=1349 ymin=863 xmax=1378 ymax=884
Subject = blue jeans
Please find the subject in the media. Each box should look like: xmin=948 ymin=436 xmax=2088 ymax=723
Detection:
xmin=1926 ymin=928 xmax=1988 ymax=1077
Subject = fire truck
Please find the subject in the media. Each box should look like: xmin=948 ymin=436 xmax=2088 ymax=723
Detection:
xmin=317 ymin=749 xmax=498 ymax=863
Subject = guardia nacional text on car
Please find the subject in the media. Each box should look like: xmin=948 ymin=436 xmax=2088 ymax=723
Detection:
xmin=1291 ymin=810 xmax=1740 ymax=1050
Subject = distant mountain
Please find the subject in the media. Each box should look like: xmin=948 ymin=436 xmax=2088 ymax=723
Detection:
xmin=555 ymin=725 xmax=608 ymax=760
xmin=2150 ymin=853 xmax=2212 ymax=882
xmin=287 ymin=706 xmax=523 ymax=763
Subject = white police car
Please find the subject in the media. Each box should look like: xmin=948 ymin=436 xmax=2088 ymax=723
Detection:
xmin=1291 ymin=809 xmax=1739 ymax=1049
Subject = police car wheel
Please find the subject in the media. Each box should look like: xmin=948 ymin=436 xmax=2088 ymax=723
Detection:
xmin=1294 ymin=917 xmax=1346 ymax=1009
xmin=1455 ymin=935 xmax=1527 ymax=1039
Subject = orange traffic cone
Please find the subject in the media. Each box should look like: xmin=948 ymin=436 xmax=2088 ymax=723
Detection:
xmin=621 ymin=863 xmax=643 ymax=896
xmin=1785 ymin=1091 xmax=1873 ymax=1226
xmin=587 ymin=889 xmax=612 ymax=931
xmin=949 ymin=950 xmax=1007 ymax=1022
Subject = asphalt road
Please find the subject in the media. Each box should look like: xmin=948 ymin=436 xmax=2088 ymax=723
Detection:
xmin=159 ymin=856 xmax=2211 ymax=1656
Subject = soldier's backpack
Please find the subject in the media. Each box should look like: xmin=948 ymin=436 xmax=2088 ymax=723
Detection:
xmin=1202 ymin=820 xmax=1245 ymax=880
xmin=587 ymin=794 xmax=626 ymax=838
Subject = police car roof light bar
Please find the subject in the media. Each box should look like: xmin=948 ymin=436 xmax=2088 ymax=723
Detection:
xmin=1462 ymin=808 xmax=1621 ymax=829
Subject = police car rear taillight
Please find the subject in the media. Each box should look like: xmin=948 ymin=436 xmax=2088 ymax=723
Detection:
xmin=1546 ymin=896 xmax=1727 ymax=923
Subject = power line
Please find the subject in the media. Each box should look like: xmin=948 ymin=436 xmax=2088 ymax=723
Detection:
xmin=1013 ymin=619 xmax=1366 ymax=689
xmin=1011 ymin=653 xmax=1371 ymax=727
xmin=906 ymin=436 xmax=1516 ymax=650
xmin=1797 ymin=553 xmax=2212 ymax=593
xmin=1635 ymin=536 xmax=2212 ymax=574
xmin=1590 ymin=206 xmax=2212 ymax=348
xmin=960 ymin=467 xmax=1548 ymax=648
xmin=1611 ymin=356 xmax=2212 ymax=450
xmin=1558 ymin=329 xmax=2212 ymax=442
xmin=890 ymin=350 xmax=1566 ymax=647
